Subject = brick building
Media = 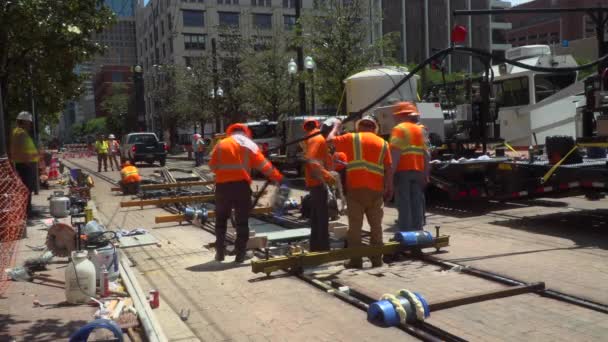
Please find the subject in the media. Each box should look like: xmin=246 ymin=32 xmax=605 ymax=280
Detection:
xmin=506 ymin=0 xmax=606 ymax=47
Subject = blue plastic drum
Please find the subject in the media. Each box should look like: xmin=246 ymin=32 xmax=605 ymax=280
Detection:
xmin=367 ymin=296 xmax=414 ymax=326
xmin=394 ymin=231 xmax=434 ymax=246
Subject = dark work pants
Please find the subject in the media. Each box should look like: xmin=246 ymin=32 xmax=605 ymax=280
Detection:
xmin=215 ymin=181 xmax=252 ymax=254
xmin=97 ymin=153 xmax=108 ymax=172
xmin=309 ymin=185 xmax=329 ymax=251
xmin=15 ymin=163 xmax=36 ymax=216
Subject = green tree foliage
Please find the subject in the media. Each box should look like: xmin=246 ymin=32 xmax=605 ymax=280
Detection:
xmin=300 ymin=0 xmax=396 ymax=113
xmin=217 ymin=27 xmax=248 ymax=123
xmin=101 ymin=83 xmax=130 ymax=136
xmin=240 ymin=33 xmax=297 ymax=120
xmin=172 ymin=57 xmax=215 ymax=131
xmin=0 ymin=0 xmax=115 ymax=149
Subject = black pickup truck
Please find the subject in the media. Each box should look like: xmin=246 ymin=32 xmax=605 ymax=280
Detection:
xmin=120 ymin=133 xmax=168 ymax=166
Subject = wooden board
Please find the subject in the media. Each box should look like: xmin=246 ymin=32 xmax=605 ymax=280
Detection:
xmin=118 ymin=234 xmax=160 ymax=248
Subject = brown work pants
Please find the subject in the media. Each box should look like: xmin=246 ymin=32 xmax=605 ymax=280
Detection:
xmin=97 ymin=153 xmax=108 ymax=172
xmin=346 ymin=188 xmax=384 ymax=267
xmin=108 ymin=153 xmax=120 ymax=171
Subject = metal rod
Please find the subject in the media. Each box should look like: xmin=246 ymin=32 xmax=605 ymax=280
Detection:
xmin=295 ymin=0 xmax=306 ymax=115
xmin=454 ymin=8 xmax=608 ymax=16
xmin=429 ymin=282 xmax=545 ymax=312
xmin=111 ymin=180 xmax=214 ymax=192
xmin=155 ymin=206 xmax=273 ymax=224
xmin=120 ymin=195 xmax=215 ymax=208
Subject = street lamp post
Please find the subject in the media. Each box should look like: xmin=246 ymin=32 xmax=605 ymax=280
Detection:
xmin=304 ymin=56 xmax=316 ymax=115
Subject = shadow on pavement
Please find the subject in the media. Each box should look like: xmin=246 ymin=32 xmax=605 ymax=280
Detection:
xmin=0 ymin=314 xmax=87 ymax=342
xmin=445 ymin=245 xmax=590 ymax=263
xmin=185 ymin=259 xmax=249 ymax=272
xmin=490 ymin=209 xmax=608 ymax=249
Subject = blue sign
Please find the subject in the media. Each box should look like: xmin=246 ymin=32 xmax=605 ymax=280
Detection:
xmin=562 ymin=40 xmax=569 ymax=47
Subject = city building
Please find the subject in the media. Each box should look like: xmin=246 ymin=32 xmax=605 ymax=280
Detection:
xmin=382 ymin=0 xmax=512 ymax=73
xmin=135 ymin=0 xmax=382 ymax=134
xmin=93 ymin=65 xmax=135 ymax=118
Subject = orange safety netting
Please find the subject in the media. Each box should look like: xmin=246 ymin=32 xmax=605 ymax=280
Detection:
xmin=0 ymin=158 xmax=29 ymax=295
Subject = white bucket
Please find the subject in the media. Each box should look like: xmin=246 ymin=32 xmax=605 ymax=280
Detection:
xmin=65 ymin=250 xmax=96 ymax=304
xmin=88 ymin=244 xmax=120 ymax=288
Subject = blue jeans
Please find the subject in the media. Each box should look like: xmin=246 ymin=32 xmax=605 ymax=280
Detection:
xmin=194 ymin=151 xmax=204 ymax=166
xmin=394 ymin=171 xmax=425 ymax=231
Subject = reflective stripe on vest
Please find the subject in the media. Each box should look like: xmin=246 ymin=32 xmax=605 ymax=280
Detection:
xmin=211 ymin=142 xmax=250 ymax=172
xmin=346 ymin=133 xmax=386 ymax=176
xmin=393 ymin=126 xmax=426 ymax=156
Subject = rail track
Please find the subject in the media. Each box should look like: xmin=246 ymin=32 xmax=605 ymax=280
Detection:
xmin=63 ymin=157 xmax=608 ymax=341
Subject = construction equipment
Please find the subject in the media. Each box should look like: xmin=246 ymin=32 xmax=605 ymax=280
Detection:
xmin=110 ymin=180 xmax=214 ymax=192
xmin=120 ymin=195 xmax=215 ymax=208
xmin=251 ymin=232 xmax=450 ymax=276
xmin=155 ymin=206 xmax=273 ymax=224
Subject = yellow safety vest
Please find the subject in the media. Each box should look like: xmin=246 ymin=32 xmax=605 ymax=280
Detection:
xmin=95 ymin=140 xmax=109 ymax=154
xmin=10 ymin=127 xmax=39 ymax=163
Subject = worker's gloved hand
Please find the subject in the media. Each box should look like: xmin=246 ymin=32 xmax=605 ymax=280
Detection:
xmin=325 ymin=174 xmax=337 ymax=186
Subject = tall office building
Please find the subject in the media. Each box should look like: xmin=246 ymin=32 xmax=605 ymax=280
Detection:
xmin=135 ymin=0 xmax=382 ymax=133
xmin=382 ymin=0 xmax=512 ymax=73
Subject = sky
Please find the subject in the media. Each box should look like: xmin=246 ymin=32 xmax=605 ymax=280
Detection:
xmin=510 ymin=0 xmax=535 ymax=5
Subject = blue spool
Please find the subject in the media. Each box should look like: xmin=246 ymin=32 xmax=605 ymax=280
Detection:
xmin=197 ymin=208 xmax=208 ymax=223
xmin=184 ymin=207 xmax=196 ymax=221
xmin=367 ymin=297 xmax=413 ymax=326
xmin=414 ymin=292 xmax=431 ymax=318
xmin=394 ymin=231 xmax=433 ymax=246
xmin=69 ymin=319 xmax=123 ymax=342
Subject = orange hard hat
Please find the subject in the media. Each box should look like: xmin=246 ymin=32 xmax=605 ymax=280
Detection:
xmin=122 ymin=161 xmax=131 ymax=167
xmin=226 ymin=123 xmax=252 ymax=138
xmin=393 ymin=101 xmax=420 ymax=117
xmin=302 ymin=118 xmax=320 ymax=131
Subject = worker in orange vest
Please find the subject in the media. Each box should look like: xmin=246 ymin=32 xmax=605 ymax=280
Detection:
xmin=209 ymin=123 xmax=283 ymax=262
xmin=302 ymin=118 xmax=335 ymax=252
xmin=119 ymin=161 xmax=141 ymax=194
xmin=327 ymin=115 xmax=393 ymax=268
xmin=389 ymin=102 xmax=429 ymax=231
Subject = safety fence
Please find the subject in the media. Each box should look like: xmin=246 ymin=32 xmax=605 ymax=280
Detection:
xmin=62 ymin=144 xmax=94 ymax=159
xmin=0 ymin=159 xmax=29 ymax=295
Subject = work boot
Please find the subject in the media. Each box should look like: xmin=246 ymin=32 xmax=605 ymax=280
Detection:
xmin=215 ymin=249 xmax=225 ymax=262
xmin=370 ymin=257 xmax=383 ymax=268
xmin=344 ymin=259 xmax=363 ymax=269
xmin=234 ymin=250 xmax=251 ymax=263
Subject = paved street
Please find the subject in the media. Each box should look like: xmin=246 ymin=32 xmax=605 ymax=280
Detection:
xmin=63 ymin=155 xmax=608 ymax=341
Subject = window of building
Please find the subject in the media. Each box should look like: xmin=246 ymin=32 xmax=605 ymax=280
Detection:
xmin=169 ymin=38 xmax=174 ymax=53
xmin=184 ymin=33 xmax=206 ymax=50
xmin=162 ymin=43 xmax=166 ymax=58
xmin=167 ymin=14 xmax=172 ymax=31
xmin=111 ymin=72 xmax=124 ymax=82
xmin=160 ymin=20 xmax=165 ymax=36
xmin=534 ymin=73 xmax=576 ymax=103
xmin=493 ymin=76 xmax=530 ymax=108
xmin=252 ymin=0 xmax=271 ymax=6
xmin=183 ymin=10 xmax=205 ymax=27
xmin=253 ymin=14 xmax=272 ymax=30
xmin=283 ymin=15 xmax=296 ymax=30
xmin=283 ymin=0 xmax=294 ymax=8
xmin=219 ymin=12 xmax=239 ymax=27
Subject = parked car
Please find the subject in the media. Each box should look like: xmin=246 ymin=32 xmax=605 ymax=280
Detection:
xmin=120 ymin=132 xmax=168 ymax=166
xmin=245 ymin=120 xmax=279 ymax=156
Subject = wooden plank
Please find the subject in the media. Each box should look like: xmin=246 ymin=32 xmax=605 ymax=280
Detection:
xmin=428 ymin=282 xmax=545 ymax=312
xmin=154 ymin=206 xmax=273 ymax=224
xmin=120 ymin=195 xmax=215 ymax=207
xmin=118 ymin=234 xmax=160 ymax=248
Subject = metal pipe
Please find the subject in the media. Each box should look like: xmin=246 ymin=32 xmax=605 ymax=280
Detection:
xmin=401 ymin=0 xmax=407 ymax=64
xmin=467 ymin=0 xmax=472 ymax=74
xmin=295 ymin=0 xmax=307 ymax=115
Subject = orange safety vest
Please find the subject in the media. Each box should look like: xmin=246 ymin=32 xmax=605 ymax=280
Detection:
xmin=390 ymin=122 xmax=427 ymax=172
xmin=304 ymin=129 xmax=333 ymax=187
xmin=121 ymin=165 xmax=141 ymax=184
xmin=209 ymin=135 xmax=282 ymax=184
xmin=333 ymin=151 xmax=347 ymax=172
xmin=333 ymin=132 xmax=390 ymax=192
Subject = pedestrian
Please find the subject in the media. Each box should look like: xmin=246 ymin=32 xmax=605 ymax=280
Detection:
xmin=193 ymin=133 xmax=205 ymax=167
xmin=327 ymin=115 xmax=393 ymax=268
xmin=389 ymin=102 xmax=430 ymax=231
xmin=95 ymin=134 xmax=109 ymax=172
xmin=9 ymin=111 xmax=39 ymax=218
xmin=209 ymin=123 xmax=283 ymax=263
xmin=119 ymin=161 xmax=141 ymax=194
xmin=107 ymin=134 xmax=120 ymax=171
xmin=302 ymin=118 xmax=335 ymax=252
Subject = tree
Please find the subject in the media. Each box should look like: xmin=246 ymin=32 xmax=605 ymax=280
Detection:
xmin=0 ymin=0 xmax=115 ymax=149
xmin=241 ymin=33 xmax=297 ymax=120
xmin=300 ymin=0 xmax=397 ymax=113
xmin=172 ymin=57 xmax=215 ymax=135
xmin=101 ymin=84 xmax=130 ymax=136
xmin=216 ymin=27 xmax=249 ymax=123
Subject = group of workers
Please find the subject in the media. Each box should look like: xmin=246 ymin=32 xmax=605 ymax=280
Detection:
xmin=208 ymin=101 xmax=429 ymax=266
xmin=94 ymin=134 xmax=120 ymax=172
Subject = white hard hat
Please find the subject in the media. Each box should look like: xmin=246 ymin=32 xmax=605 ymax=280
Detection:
xmin=16 ymin=111 xmax=33 ymax=122
xmin=108 ymin=134 xmax=115 ymax=139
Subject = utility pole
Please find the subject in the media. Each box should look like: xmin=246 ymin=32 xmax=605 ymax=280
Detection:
xmin=295 ymin=0 xmax=307 ymax=115
xmin=212 ymin=37 xmax=220 ymax=133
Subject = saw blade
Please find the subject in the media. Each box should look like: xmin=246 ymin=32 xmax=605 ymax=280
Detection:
xmin=46 ymin=222 xmax=76 ymax=257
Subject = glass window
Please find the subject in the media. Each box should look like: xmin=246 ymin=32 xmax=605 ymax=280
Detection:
xmin=248 ymin=123 xmax=277 ymax=139
xmin=266 ymin=0 xmax=271 ymax=6
xmin=534 ymin=73 xmax=577 ymax=103
xmin=283 ymin=15 xmax=295 ymax=30
xmin=219 ymin=12 xmax=239 ymax=27
xmin=111 ymin=72 xmax=124 ymax=82
xmin=493 ymin=76 xmax=530 ymax=107
xmin=183 ymin=10 xmax=205 ymax=27
xmin=184 ymin=33 xmax=206 ymax=50
xmin=253 ymin=14 xmax=272 ymax=30
xmin=252 ymin=0 xmax=257 ymax=5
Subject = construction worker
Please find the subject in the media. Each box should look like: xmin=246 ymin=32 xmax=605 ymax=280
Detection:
xmin=302 ymin=118 xmax=335 ymax=252
xmin=389 ymin=102 xmax=429 ymax=231
xmin=9 ymin=111 xmax=39 ymax=217
xmin=108 ymin=134 xmax=120 ymax=171
xmin=119 ymin=161 xmax=141 ymax=194
xmin=327 ymin=116 xmax=393 ymax=268
xmin=193 ymin=133 xmax=205 ymax=167
xmin=95 ymin=134 xmax=109 ymax=172
xmin=209 ymin=123 xmax=283 ymax=262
